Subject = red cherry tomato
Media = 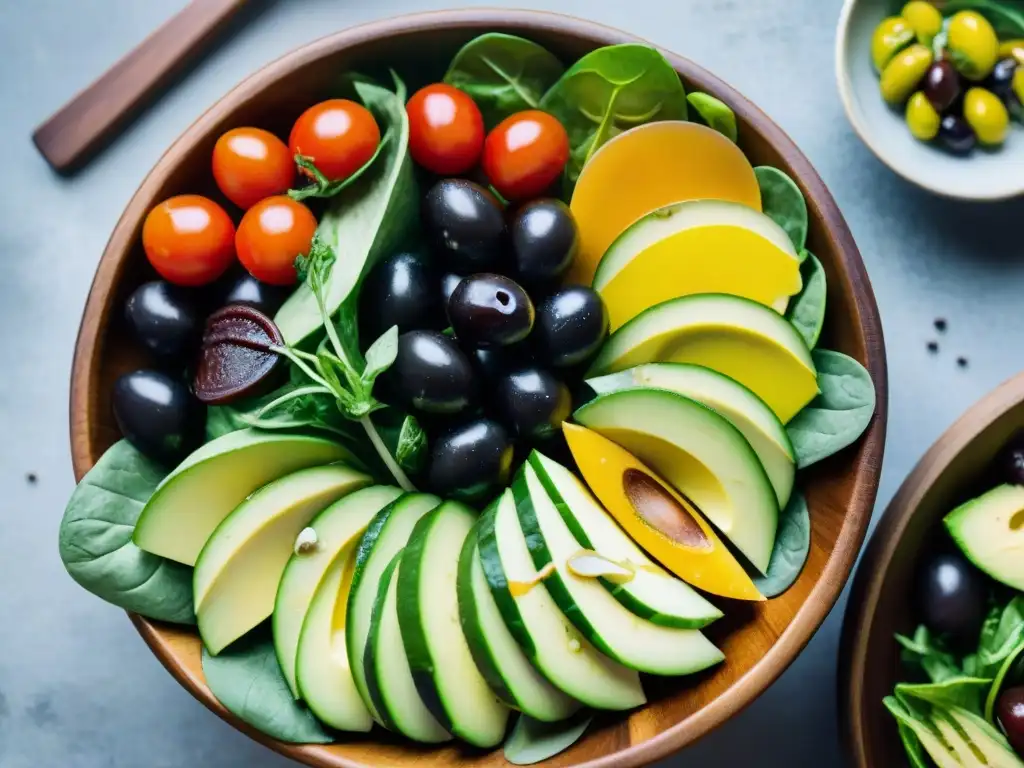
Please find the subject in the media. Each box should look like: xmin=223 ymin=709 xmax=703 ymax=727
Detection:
xmin=289 ymin=99 xmax=380 ymax=182
xmin=483 ymin=110 xmax=569 ymax=201
xmin=406 ymin=83 xmax=485 ymax=174
xmin=142 ymin=195 xmax=236 ymax=286
xmin=212 ymin=127 xmax=294 ymax=209
xmin=235 ymin=196 xmax=318 ymax=286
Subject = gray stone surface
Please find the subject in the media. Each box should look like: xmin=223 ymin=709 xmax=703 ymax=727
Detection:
xmin=0 ymin=0 xmax=1021 ymax=766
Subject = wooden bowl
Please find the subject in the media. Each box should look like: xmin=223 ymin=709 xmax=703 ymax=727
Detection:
xmin=839 ymin=372 xmax=1024 ymax=767
xmin=69 ymin=9 xmax=887 ymax=768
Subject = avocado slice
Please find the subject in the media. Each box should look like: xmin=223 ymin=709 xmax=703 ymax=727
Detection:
xmin=884 ymin=696 xmax=962 ymax=768
xmin=943 ymin=705 xmax=1024 ymax=767
xmin=945 ymin=484 xmax=1024 ymax=592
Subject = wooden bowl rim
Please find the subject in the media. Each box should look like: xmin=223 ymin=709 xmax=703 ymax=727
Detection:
xmin=838 ymin=371 xmax=1024 ymax=768
xmin=69 ymin=8 xmax=888 ymax=768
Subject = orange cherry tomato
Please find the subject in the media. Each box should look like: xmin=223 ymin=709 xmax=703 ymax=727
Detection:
xmin=212 ymin=127 xmax=294 ymax=209
xmin=289 ymin=99 xmax=380 ymax=182
xmin=406 ymin=83 xmax=485 ymax=174
xmin=235 ymin=196 xmax=317 ymax=286
xmin=142 ymin=195 xmax=236 ymax=286
xmin=483 ymin=110 xmax=569 ymax=202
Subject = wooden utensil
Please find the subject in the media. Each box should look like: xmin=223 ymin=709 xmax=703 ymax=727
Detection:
xmin=32 ymin=0 xmax=250 ymax=174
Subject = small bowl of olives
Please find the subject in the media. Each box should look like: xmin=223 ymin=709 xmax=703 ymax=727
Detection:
xmin=840 ymin=371 xmax=1024 ymax=767
xmin=836 ymin=0 xmax=1024 ymax=200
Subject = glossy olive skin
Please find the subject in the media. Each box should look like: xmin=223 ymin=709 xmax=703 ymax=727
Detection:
xmin=988 ymin=58 xmax=1019 ymax=103
xmin=124 ymin=281 xmax=202 ymax=359
xmin=532 ymin=286 xmax=610 ymax=369
xmin=938 ymin=114 xmax=977 ymax=154
xmin=447 ymin=273 xmax=534 ymax=348
xmin=359 ymin=250 xmax=443 ymax=343
xmin=871 ymin=16 xmax=914 ymax=72
xmin=469 ymin=343 xmax=533 ymax=382
xmin=923 ymin=60 xmax=962 ymax=112
xmin=964 ymin=87 xmax=1010 ymax=146
xmin=423 ymin=179 xmax=506 ymax=273
xmin=906 ymin=92 xmax=941 ymax=140
xmin=880 ymin=43 xmax=933 ymax=105
xmin=510 ymin=199 xmax=578 ymax=286
xmin=917 ymin=551 xmax=988 ymax=647
xmin=947 ymin=10 xmax=999 ymax=81
xmin=996 ymin=686 xmax=1024 ymax=756
xmin=427 ymin=418 xmax=513 ymax=502
xmin=381 ymin=330 xmax=477 ymax=415
xmin=440 ymin=272 xmax=466 ymax=306
xmin=493 ymin=366 xmax=572 ymax=440
xmin=995 ymin=430 xmax=1024 ymax=485
xmin=112 ymin=369 xmax=204 ymax=465
xmin=219 ymin=271 xmax=291 ymax=317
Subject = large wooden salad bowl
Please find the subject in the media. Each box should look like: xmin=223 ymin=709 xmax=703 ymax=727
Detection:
xmin=69 ymin=9 xmax=887 ymax=768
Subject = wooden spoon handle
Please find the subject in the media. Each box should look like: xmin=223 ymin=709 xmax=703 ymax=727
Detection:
xmin=32 ymin=0 xmax=250 ymax=174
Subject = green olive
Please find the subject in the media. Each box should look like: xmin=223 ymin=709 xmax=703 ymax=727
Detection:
xmin=1013 ymin=68 xmax=1024 ymax=107
xmin=901 ymin=1 xmax=943 ymax=45
xmin=1001 ymin=40 xmax=1024 ymax=68
xmin=947 ymin=11 xmax=999 ymax=81
xmin=872 ymin=16 xmax=915 ymax=72
xmin=963 ymin=87 xmax=1009 ymax=145
xmin=880 ymin=44 xmax=934 ymax=105
xmin=905 ymin=91 xmax=941 ymax=140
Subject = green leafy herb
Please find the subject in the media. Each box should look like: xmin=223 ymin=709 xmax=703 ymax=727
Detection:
xmin=444 ymin=33 xmax=565 ymax=127
xmin=395 ymin=414 xmax=428 ymax=473
xmin=754 ymin=166 xmax=808 ymax=252
xmin=361 ymin=325 xmax=399 ymax=389
xmin=896 ymin=625 xmax=962 ymax=683
xmin=786 ymin=349 xmax=875 ymax=468
xmin=686 ymin=92 xmax=737 ymax=142
xmin=58 ymin=440 xmax=195 ymax=624
xmin=986 ymin=637 xmax=1024 ymax=721
xmin=201 ymin=626 xmax=333 ymax=744
xmin=895 ymin=677 xmax=993 ymax=717
xmin=786 ymin=252 xmax=827 ymax=349
xmin=289 ymin=132 xmax=391 ymax=202
xmin=751 ymin=492 xmax=810 ymax=596
xmin=503 ymin=711 xmax=593 ymax=765
xmin=540 ymin=44 xmax=688 ymax=186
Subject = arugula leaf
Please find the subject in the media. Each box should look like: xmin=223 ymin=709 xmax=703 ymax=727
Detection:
xmin=503 ymin=711 xmax=592 ymax=765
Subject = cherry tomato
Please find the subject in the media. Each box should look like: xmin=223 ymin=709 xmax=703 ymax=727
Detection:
xmin=142 ymin=195 xmax=236 ymax=286
xmin=289 ymin=99 xmax=380 ymax=182
xmin=483 ymin=110 xmax=569 ymax=201
xmin=235 ymin=196 xmax=317 ymax=286
xmin=406 ymin=83 xmax=485 ymax=174
xmin=212 ymin=127 xmax=294 ymax=209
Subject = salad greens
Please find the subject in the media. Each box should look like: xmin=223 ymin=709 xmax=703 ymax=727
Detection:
xmin=503 ymin=711 xmax=593 ymax=765
xmin=686 ymin=92 xmax=738 ymax=142
xmin=754 ymin=166 xmax=809 ymax=253
xmin=751 ymin=492 xmax=811 ymax=597
xmin=786 ymin=252 xmax=827 ymax=350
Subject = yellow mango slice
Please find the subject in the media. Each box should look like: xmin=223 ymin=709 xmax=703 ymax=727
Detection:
xmin=568 ymin=121 xmax=761 ymax=286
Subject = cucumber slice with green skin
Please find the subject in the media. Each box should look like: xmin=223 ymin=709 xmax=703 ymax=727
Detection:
xmin=527 ymin=451 xmax=722 ymax=629
xmin=398 ymin=502 xmax=510 ymax=747
xmin=364 ymin=552 xmax=451 ymax=743
xmin=478 ymin=490 xmax=645 ymax=711
xmin=457 ymin=518 xmax=580 ymax=722
xmin=346 ymin=492 xmax=441 ymax=726
xmin=511 ymin=463 xmax=725 ymax=676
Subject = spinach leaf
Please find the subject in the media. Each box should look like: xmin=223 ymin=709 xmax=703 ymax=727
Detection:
xmin=444 ymin=33 xmax=565 ymax=127
xmin=686 ymin=92 xmax=737 ymax=142
xmin=289 ymin=132 xmax=392 ymax=202
xmin=786 ymin=349 xmax=875 ymax=468
xmin=503 ymin=711 xmax=592 ymax=765
xmin=978 ymin=596 xmax=1024 ymax=676
xmin=895 ymin=677 xmax=993 ymax=717
xmin=395 ymin=414 xmax=427 ymax=474
xmin=540 ymin=44 xmax=687 ymax=186
xmin=58 ymin=440 xmax=195 ymax=624
xmin=942 ymin=0 xmax=1024 ymax=38
xmin=786 ymin=252 xmax=827 ymax=349
xmin=751 ymin=492 xmax=810 ymax=597
xmin=754 ymin=166 xmax=808 ymax=252
xmin=201 ymin=626 xmax=333 ymax=743
xmin=896 ymin=625 xmax=962 ymax=683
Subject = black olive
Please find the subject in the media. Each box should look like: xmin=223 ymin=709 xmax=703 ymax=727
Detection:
xmin=423 ymin=179 xmax=506 ymax=273
xmin=996 ymin=686 xmax=1024 ymax=756
xmin=359 ymin=250 xmax=444 ymax=344
xmin=447 ymin=274 xmax=534 ymax=348
xmin=924 ymin=60 xmax=962 ymax=113
xmin=532 ymin=286 xmax=609 ymax=369
xmin=493 ymin=366 xmax=572 ymax=440
xmin=380 ymin=330 xmax=477 ymax=415
xmin=938 ymin=114 xmax=976 ymax=155
xmin=124 ymin=281 xmax=202 ymax=359
xmin=219 ymin=271 xmax=292 ymax=317
xmin=427 ymin=418 xmax=513 ymax=502
xmin=917 ymin=551 xmax=987 ymax=648
xmin=112 ymin=370 xmax=204 ymax=466
xmin=469 ymin=343 xmax=534 ymax=382
xmin=988 ymin=58 xmax=1018 ymax=105
xmin=510 ymin=199 xmax=578 ymax=287
xmin=440 ymin=272 xmax=466 ymax=309
xmin=996 ymin=430 xmax=1024 ymax=486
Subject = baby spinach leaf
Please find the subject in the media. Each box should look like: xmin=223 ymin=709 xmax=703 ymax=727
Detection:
xmin=444 ymin=33 xmax=565 ymax=127
xmin=751 ymin=492 xmax=810 ymax=597
xmin=540 ymin=44 xmax=687 ymax=186
xmin=686 ymin=92 xmax=737 ymax=142
xmin=896 ymin=625 xmax=963 ymax=684
xmin=201 ymin=627 xmax=333 ymax=744
xmin=503 ymin=711 xmax=593 ymax=765
xmin=58 ymin=440 xmax=195 ymax=624
xmin=289 ymin=132 xmax=392 ymax=202
xmin=977 ymin=597 xmax=1024 ymax=674
xmin=896 ymin=677 xmax=993 ymax=717
xmin=395 ymin=414 xmax=427 ymax=473
xmin=786 ymin=252 xmax=827 ymax=349
xmin=786 ymin=349 xmax=875 ymax=468
xmin=754 ymin=166 xmax=808 ymax=252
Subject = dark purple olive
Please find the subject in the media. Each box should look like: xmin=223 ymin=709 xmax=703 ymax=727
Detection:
xmin=194 ymin=305 xmax=284 ymax=405
xmin=510 ymin=199 xmax=578 ymax=286
xmin=918 ymin=551 xmax=987 ymax=647
xmin=996 ymin=686 xmax=1024 ymax=756
xmin=219 ymin=272 xmax=291 ymax=317
xmin=447 ymin=274 xmax=534 ymax=348
xmin=113 ymin=369 xmax=204 ymax=465
xmin=427 ymin=418 xmax=513 ymax=502
xmin=995 ymin=430 xmax=1024 ymax=486
xmin=924 ymin=60 xmax=962 ymax=112
xmin=938 ymin=114 xmax=977 ymax=155
xmin=493 ymin=367 xmax=572 ymax=440
xmin=469 ymin=344 xmax=533 ymax=382
xmin=381 ymin=330 xmax=477 ymax=414
xmin=988 ymin=58 xmax=1018 ymax=104
xmin=124 ymin=281 xmax=202 ymax=359
xmin=359 ymin=250 xmax=443 ymax=344
xmin=423 ymin=179 xmax=506 ymax=273
xmin=532 ymin=286 xmax=609 ymax=369
xmin=441 ymin=272 xmax=466 ymax=306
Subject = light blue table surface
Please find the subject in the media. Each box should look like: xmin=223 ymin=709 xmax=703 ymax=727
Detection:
xmin=1 ymin=1 xmax=1021 ymax=766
